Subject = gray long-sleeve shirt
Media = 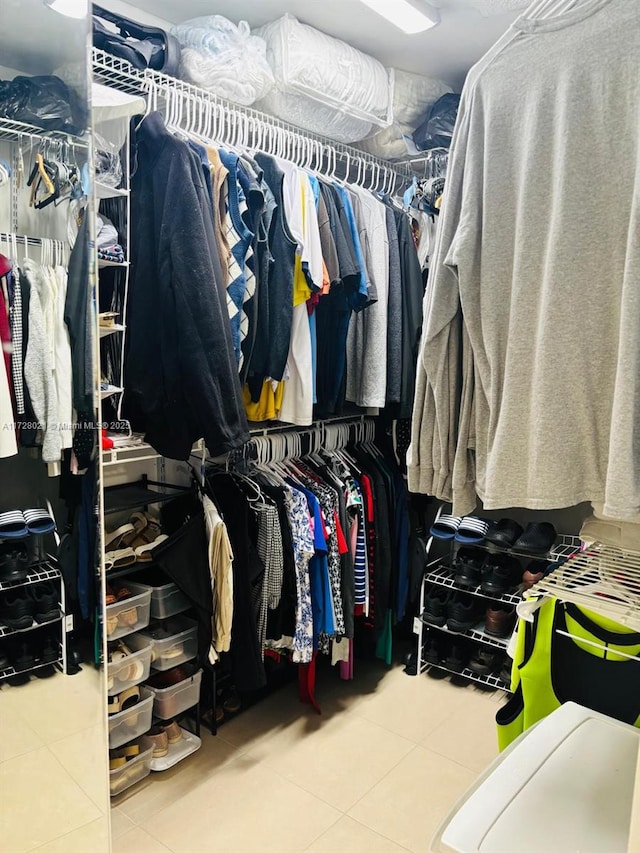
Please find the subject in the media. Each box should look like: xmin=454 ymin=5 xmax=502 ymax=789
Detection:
xmin=408 ymin=0 xmax=640 ymax=518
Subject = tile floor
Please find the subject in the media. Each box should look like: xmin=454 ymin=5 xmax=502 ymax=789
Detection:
xmin=0 ymin=665 xmax=110 ymax=853
xmin=112 ymin=662 xmax=505 ymax=853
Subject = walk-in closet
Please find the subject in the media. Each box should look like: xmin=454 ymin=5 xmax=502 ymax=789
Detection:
xmin=1 ymin=1 xmax=639 ymax=851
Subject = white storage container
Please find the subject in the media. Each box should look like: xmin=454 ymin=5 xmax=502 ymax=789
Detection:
xmin=147 ymin=668 xmax=202 ymax=720
xmin=109 ymin=741 xmax=153 ymax=797
xmin=108 ymin=687 xmax=154 ymax=749
xmin=138 ymin=616 xmax=198 ymax=671
xmin=105 ymin=582 xmax=151 ymax=642
xmin=107 ymin=641 xmax=152 ymax=697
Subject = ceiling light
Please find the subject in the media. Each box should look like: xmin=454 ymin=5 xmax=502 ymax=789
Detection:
xmin=359 ymin=0 xmax=440 ymax=34
xmin=43 ymin=0 xmax=88 ymax=19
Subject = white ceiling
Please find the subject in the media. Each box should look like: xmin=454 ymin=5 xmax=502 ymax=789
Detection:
xmin=0 ymin=0 xmax=90 ymax=77
xmin=102 ymin=0 xmax=529 ymax=88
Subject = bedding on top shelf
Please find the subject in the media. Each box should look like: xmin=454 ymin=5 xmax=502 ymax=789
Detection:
xmin=171 ymin=16 xmax=274 ymax=106
xmin=254 ymin=14 xmax=393 ymax=144
xmin=359 ymin=70 xmax=453 ymax=161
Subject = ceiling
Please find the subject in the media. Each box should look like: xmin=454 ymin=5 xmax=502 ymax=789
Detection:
xmin=0 ymin=0 xmax=90 ymax=77
xmin=0 ymin=0 xmax=528 ymax=89
xmin=102 ymin=0 xmax=529 ymax=88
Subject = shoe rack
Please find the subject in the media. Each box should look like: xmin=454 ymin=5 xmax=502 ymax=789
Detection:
xmin=0 ymin=555 xmax=67 ymax=683
xmin=104 ymin=487 xmax=203 ymax=797
xmin=415 ymin=534 xmax=582 ymax=692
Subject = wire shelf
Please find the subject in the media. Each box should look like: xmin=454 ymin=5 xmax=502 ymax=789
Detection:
xmin=529 ymin=543 xmax=640 ymax=630
xmin=455 ymin=533 xmax=583 ymax=564
xmin=0 ymin=117 xmax=87 ymax=146
xmin=0 ymin=614 xmax=63 ymax=639
xmin=0 ymin=562 xmax=61 ymax=592
xmin=421 ymin=660 xmax=511 ymax=693
xmin=425 ymin=563 xmax=523 ymax=606
xmin=92 ymin=48 xmax=413 ymax=189
xmin=0 ymin=656 xmax=63 ymax=682
xmin=421 ymin=616 xmax=511 ymax=650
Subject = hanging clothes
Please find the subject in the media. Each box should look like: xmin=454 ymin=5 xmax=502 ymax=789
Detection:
xmin=125 ymin=112 xmax=249 ymax=460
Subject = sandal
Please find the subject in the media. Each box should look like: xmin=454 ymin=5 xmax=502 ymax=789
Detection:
xmin=115 ymin=586 xmax=132 ymax=602
xmin=430 ymin=514 xmax=462 ymax=539
xmin=23 ymin=508 xmax=56 ymax=535
xmin=117 ymin=685 xmax=141 ymax=711
xmin=118 ymin=607 xmax=139 ymax=628
xmin=0 ymin=511 xmax=28 ymax=539
xmin=122 ymin=512 xmax=162 ymax=549
xmin=105 ymin=548 xmax=136 ymax=569
xmin=134 ymin=534 xmax=168 ymax=563
xmin=455 ymin=516 xmax=490 ymax=544
xmin=105 ymin=522 xmax=135 ymax=551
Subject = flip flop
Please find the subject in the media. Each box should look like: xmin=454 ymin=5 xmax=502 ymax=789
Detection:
xmin=23 ymin=508 xmax=56 ymax=535
xmin=455 ymin=516 xmax=490 ymax=544
xmin=0 ymin=511 xmax=28 ymax=539
xmin=429 ymin=514 xmax=462 ymax=539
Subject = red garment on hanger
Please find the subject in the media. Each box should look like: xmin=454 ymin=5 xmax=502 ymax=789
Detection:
xmin=0 ymin=273 xmax=13 ymax=395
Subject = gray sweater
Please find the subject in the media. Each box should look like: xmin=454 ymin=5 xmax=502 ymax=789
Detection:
xmin=408 ymin=0 xmax=640 ymax=518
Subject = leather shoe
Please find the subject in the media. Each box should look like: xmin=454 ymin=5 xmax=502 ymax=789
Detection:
xmin=141 ymin=726 xmax=169 ymax=758
xmin=484 ymin=605 xmax=516 ymax=638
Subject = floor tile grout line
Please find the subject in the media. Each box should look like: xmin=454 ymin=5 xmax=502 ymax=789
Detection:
xmin=28 ymin=815 xmax=106 ymax=851
xmin=345 ymin=811 xmax=416 ymax=852
xmin=343 ymin=742 xmax=427 ymax=822
xmin=45 ymin=740 xmax=110 ymax=815
xmin=418 ymin=740 xmax=495 ymax=777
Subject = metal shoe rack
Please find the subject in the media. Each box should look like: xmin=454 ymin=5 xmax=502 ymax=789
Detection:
xmin=415 ymin=534 xmax=583 ymax=692
xmin=0 ymin=558 xmax=67 ymax=682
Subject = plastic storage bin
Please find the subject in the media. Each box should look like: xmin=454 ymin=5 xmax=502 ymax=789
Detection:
xmin=139 ymin=616 xmax=198 ymax=671
xmin=109 ymin=741 xmax=153 ymax=797
xmin=105 ymin=581 xmax=151 ymax=642
xmin=107 ymin=640 xmax=152 ymax=697
xmin=148 ymin=667 xmax=202 ymax=719
xmin=145 ymin=579 xmax=190 ymax=620
xmin=108 ymin=686 xmax=154 ymax=748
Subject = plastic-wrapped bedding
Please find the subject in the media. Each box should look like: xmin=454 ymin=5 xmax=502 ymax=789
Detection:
xmin=172 ymin=16 xmax=274 ymax=106
xmin=254 ymin=14 xmax=392 ymax=144
xmin=360 ymin=70 xmax=453 ymax=160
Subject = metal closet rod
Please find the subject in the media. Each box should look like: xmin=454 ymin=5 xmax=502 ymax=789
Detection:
xmin=92 ymin=47 xmax=412 ymax=194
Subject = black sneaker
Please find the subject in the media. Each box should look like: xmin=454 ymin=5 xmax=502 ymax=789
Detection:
xmin=481 ymin=553 xmax=520 ymax=596
xmin=444 ymin=640 xmax=469 ymax=673
xmin=454 ymin=546 xmax=486 ymax=589
xmin=446 ymin=593 xmax=485 ymax=633
xmin=0 ymin=589 xmax=35 ymax=629
xmin=422 ymin=588 xmax=453 ymax=627
xmin=499 ymin=657 xmax=512 ymax=686
xmin=39 ymin=636 xmax=59 ymax=664
xmin=424 ymin=636 xmax=444 ymax=665
xmin=12 ymin=640 xmax=35 ymax=672
xmin=29 ymin=582 xmax=60 ymax=624
xmin=0 ymin=542 xmax=29 ymax=582
xmin=468 ymin=648 xmax=502 ymax=675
